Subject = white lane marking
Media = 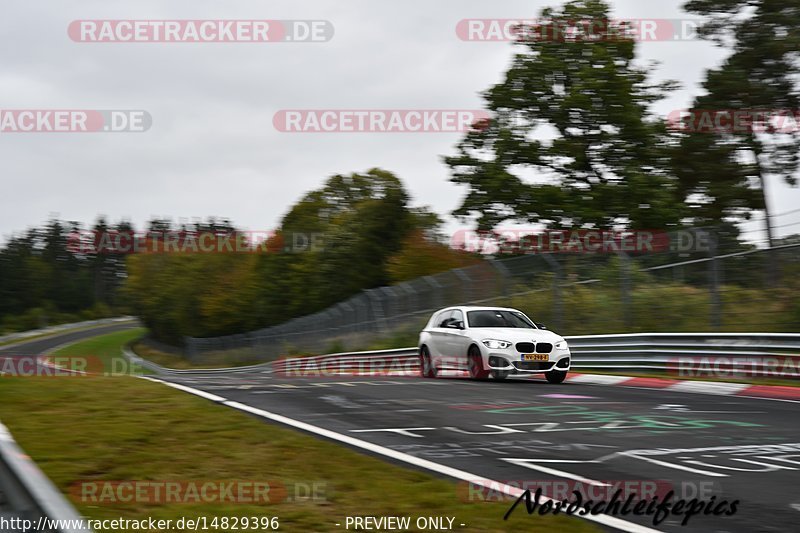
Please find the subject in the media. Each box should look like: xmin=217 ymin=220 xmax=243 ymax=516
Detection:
xmin=762 ymin=456 xmax=800 ymax=466
xmin=653 ymin=404 xmax=763 ymax=414
xmin=568 ymin=374 xmax=631 ymax=385
xmin=668 ymin=381 xmax=750 ymax=395
xmin=351 ymin=427 xmax=436 ymax=438
xmin=683 ymin=458 xmax=797 ymax=472
xmin=138 ymin=376 xmax=227 ymax=403
xmin=619 ymin=453 xmax=727 ymax=477
xmin=513 ymin=459 xmax=601 ymax=463
xmin=500 ymin=459 xmax=611 ymax=487
xmin=141 ymin=376 xmax=660 ymax=533
xmin=622 ymin=443 xmax=800 ymax=455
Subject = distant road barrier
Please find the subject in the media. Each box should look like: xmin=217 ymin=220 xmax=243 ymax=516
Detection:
xmin=268 ymin=333 xmax=800 ymax=378
xmin=130 ymin=333 xmax=800 ymax=379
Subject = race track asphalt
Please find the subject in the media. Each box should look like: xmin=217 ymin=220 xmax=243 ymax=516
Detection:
xmin=157 ymin=368 xmax=800 ymax=533
xmin=3 ymin=326 xmax=798 ymax=532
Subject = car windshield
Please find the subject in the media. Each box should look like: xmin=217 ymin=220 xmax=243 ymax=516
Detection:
xmin=467 ymin=310 xmax=536 ymax=329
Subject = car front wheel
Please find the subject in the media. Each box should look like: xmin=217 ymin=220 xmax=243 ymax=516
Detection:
xmin=468 ymin=346 xmax=489 ymax=380
xmin=546 ymin=370 xmax=567 ymax=384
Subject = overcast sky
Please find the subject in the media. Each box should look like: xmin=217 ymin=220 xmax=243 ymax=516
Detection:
xmin=2 ymin=0 xmax=798 ymax=245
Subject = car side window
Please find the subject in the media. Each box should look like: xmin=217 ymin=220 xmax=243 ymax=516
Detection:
xmin=450 ymin=310 xmax=464 ymax=327
xmin=437 ymin=310 xmax=454 ymax=328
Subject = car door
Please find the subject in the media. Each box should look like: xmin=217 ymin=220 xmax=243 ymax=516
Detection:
xmin=446 ymin=309 xmax=471 ymax=361
xmin=428 ymin=310 xmax=453 ymax=361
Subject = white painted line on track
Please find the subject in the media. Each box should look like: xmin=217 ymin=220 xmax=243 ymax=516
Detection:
xmin=138 ymin=376 xmax=227 ymax=402
xmin=619 ymin=453 xmax=727 ymax=477
xmin=500 ymin=459 xmax=611 ymax=486
xmin=668 ymin=381 xmax=750 ymax=395
xmin=140 ymin=375 xmax=661 ymax=533
xmin=568 ymin=374 xmax=632 ymax=385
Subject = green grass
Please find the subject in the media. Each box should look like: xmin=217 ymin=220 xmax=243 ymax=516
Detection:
xmin=0 ymin=330 xmax=597 ymax=532
xmin=47 ymin=328 xmax=146 ymax=374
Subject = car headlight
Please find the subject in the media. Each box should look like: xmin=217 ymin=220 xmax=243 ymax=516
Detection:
xmin=482 ymin=339 xmax=511 ymax=350
xmin=555 ymin=341 xmax=568 ymax=350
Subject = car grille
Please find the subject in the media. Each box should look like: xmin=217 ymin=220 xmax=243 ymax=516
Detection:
xmin=515 ymin=342 xmax=535 ymax=353
xmin=514 ymin=342 xmax=553 ymax=353
xmin=513 ymin=361 xmax=554 ymax=371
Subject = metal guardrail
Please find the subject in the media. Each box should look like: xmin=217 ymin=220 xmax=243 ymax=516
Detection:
xmin=565 ymin=333 xmax=800 ymax=375
xmin=130 ymin=332 xmax=800 ymax=378
xmin=265 ymin=333 xmax=800 ymax=378
xmin=0 ymin=422 xmax=90 ymax=533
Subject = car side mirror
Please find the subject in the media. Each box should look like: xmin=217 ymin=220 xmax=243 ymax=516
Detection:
xmin=535 ymin=322 xmax=547 ymax=330
xmin=447 ymin=321 xmax=465 ymax=330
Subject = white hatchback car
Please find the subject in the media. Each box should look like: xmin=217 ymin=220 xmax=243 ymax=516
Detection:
xmin=418 ymin=306 xmax=571 ymax=383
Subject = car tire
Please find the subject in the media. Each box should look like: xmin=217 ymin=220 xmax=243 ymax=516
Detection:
xmin=468 ymin=346 xmax=489 ymax=380
xmin=420 ymin=346 xmax=437 ymax=378
xmin=546 ymin=370 xmax=567 ymax=384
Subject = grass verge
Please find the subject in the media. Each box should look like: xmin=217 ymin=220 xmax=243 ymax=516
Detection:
xmin=0 ymin=330 xmax=597 ymax=532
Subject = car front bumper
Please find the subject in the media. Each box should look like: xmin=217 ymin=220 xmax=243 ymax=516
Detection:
xmin=485 ymin=349 xmax=571 ymax=373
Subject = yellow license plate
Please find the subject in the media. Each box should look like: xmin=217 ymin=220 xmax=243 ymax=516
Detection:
xmin=522 ymin=354 xmax=549 ymax=362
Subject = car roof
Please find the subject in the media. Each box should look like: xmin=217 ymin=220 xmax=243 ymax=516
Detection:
xmin=437 ymin=306 xmax=519 ymax=312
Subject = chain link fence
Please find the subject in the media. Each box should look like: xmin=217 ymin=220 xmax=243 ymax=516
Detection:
xmin=184 ymin=227 xmax=800 ymax=363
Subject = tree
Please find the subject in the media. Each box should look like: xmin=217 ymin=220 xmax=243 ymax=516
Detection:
xmin=445 ymin=0 xmax=682 ymax=231
xmin=124 ymin=169 xmax=433 ymax=343
xmin=386 ymin=230 xmax=481 ymax=283
xmin=681 ymin=0 xmax=800 ymax=245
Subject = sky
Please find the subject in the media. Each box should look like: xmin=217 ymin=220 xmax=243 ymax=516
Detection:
xmin=1 ymin=0 xmax=799 ymax=246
